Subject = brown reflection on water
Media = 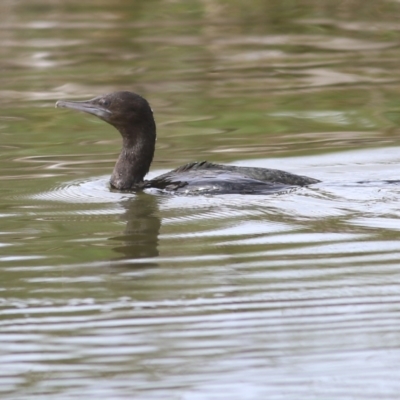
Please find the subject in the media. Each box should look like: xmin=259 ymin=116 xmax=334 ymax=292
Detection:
xmin=110 ymin=194 xmax=161 ymax=265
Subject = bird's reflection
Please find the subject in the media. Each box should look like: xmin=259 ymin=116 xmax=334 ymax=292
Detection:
xmin=109 ymin=192 xmax=161 ymax=267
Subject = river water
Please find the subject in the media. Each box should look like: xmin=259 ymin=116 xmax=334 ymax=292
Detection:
xmin=2 ymin=0 xmax=400 ymax=399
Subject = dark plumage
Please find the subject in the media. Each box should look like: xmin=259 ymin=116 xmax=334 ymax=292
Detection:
xmin=56 ymin=91 xmax=319 ymax=194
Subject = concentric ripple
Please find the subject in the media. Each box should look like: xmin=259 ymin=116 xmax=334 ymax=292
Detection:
xmin=29 ymin=176 xmax=133 ymax=204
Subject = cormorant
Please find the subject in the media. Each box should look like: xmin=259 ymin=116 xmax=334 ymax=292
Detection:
xmin=56 ymin=91 xmax=319 ymax=194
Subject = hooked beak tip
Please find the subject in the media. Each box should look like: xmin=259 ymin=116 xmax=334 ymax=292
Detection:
xmin=55 ymin=100 xmax=65 ymax=109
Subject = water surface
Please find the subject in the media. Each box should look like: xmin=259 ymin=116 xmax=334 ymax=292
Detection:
xmin=2 ymin=0 xmax=400 ymax=399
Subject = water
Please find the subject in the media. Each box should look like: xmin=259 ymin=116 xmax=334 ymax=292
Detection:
xmin=2 ymin=0 xmax=400 ymax=398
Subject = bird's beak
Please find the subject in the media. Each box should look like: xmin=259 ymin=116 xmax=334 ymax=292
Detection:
xmin=55 ymin=98 xmax=111 ymax=120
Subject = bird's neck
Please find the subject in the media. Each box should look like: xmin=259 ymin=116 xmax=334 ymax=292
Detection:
xmin=110 ymin=125 xmax=156 ymax=191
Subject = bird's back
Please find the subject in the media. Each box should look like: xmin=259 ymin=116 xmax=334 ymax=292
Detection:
xmin=147 ymin=161 xmax=319 ymax=194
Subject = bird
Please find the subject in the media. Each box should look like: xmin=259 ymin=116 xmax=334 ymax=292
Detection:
xmin=56 ymin=91 xmax=319 ymax=194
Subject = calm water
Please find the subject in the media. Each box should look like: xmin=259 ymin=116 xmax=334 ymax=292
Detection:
xmin=2 ymin=0 xmax=400 ymax=398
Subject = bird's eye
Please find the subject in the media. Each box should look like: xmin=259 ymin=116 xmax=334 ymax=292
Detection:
xmin=99 ymin=98 xmax=110 ymax=107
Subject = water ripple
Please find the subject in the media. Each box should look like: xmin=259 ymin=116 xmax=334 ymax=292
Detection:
xmin=30 ymin=176 xmax=132 ymax=204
